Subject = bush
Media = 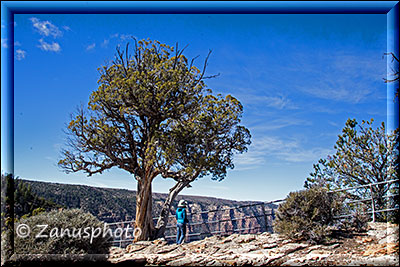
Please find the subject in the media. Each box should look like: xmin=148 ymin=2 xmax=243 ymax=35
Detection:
xmin=273 ymin=187 xmax=341 ymax=244
xmin=14 ymin=208 xmax=112 ymax=255
xmin=338 ymin=210 xmax=370 ymax=233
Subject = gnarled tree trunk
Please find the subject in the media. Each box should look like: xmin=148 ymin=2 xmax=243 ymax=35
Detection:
xmin=154 ymin=180 xmax=190 ymax=239
xmin=134 ymin=178 xmax=155 ymax=241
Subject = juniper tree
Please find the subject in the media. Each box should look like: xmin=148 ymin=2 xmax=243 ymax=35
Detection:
xmin=58 ymin=39 xmax=250 ymax=240
xmin=305 ymin=118 xmax=398 ymax=221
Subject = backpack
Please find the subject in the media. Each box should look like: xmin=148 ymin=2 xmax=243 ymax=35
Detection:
xmin=176 ymin=208 xmax=188 ymax=224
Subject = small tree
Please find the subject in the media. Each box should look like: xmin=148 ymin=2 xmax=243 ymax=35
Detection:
xmin=305 ymin=118 xmax=398 ymax=221
xmin=58 ymin=39 xmax=250 ymax=240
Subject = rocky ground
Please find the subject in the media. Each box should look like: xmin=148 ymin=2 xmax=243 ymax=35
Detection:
xmin=108 ymin=222 xmax=399 ymax=266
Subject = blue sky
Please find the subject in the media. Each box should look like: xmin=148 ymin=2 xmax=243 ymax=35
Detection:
xmin=4 ymin=13 xmax=390 ymax=201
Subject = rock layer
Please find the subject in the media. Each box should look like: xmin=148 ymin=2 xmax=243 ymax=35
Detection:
xmin=108 ymin=222 xmax=399 ymax=266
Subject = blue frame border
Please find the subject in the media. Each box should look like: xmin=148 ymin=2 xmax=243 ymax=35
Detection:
xmin=1 ymin=1 xmax=398 ymax=14
xmin=1 ymin=0 xmax=399 ymax=260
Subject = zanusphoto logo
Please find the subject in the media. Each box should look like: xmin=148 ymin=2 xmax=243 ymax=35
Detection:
xmin=16 ymin=223 xmax=141 ymax=244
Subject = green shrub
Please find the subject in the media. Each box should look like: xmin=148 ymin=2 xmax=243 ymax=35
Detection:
xmin=14 ymin=208 xmax=112 ymax=255
xmin=273 ymin=187 xmax=341 ymax=244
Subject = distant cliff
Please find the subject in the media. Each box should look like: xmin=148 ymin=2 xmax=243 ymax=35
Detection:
xmin=21 ymin=179 xmax=277 ymax=237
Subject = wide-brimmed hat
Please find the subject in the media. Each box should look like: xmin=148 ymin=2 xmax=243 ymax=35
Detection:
xmin=178 ymin=200 xmax=187 ymax=207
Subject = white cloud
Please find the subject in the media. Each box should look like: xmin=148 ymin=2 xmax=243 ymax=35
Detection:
xmin=62 ymin=25 xmax=71 ymax=31
xmin=86 ymin=43 xmax=96 ymax=51
xmin=37 ymin=38 xmax=61 ymax=52
xmin=30 ymin=17 xmax=62 ymax=38
xmin=14 ymin=41 xmax=22 ymax=46
xmin=15 ymin=49 xmax=26 ymax=60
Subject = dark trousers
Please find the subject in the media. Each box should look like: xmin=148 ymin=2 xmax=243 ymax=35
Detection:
xmin=176 ymin=223 xmax=186 ymax=244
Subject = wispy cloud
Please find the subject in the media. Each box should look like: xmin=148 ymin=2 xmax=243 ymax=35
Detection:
xmin=328 ymin=121 xmax=339 ymax=127
xmin=101 ymin=39 xmax=110 ymax=48
xmin=249 ymin=117 xmax=311 ymax=131
xmin=15 ymin=49 xmax=26 ymax=60
xmin=38 ymin=38 xmax=61 ymax=52
xmin=263 ymin=95 xmax=297 ymax=110
xmin=101 ymin=33 xmax=135 ymax=48
xmin=86 ymin=43 xmax=96 ymax=51
xmin=292 ymin=52 xmax=385 ymax=104
xmin=119 ymin=34 xmax=132 ymax=41
xmin=234 ymin=135 xmax=333 ymax=170
xmin=30 ymin=17 xmax=62 ymax=38
xmin=234 ymin=92 xmax=298 ymax=111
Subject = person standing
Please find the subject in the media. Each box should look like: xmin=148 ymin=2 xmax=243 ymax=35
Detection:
xmin=176 ymin=199 xmax=189 ymax=244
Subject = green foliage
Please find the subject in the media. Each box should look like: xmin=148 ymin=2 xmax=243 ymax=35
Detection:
xmin=14 ymin=208 xmax=111 ymax=255
xmin=159 ymin=93 xmax=251 ymax=182
xmin=305 ymin=118 xmax=398 ymax=222
xmin=304 ymin=158 xmax=339 ymax=191
xmin=274 ymin=187 xmax=341 ymax=244
xmin=59 ymin=39 xmax=209 ymax=179
xmin=58 ymin=38 xmax=250 ymax=183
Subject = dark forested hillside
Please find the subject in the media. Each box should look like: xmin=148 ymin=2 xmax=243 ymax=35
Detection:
xmin=22 ymin=180 xmax=137 ymax=222
xmin=1 ymin=175 xmax=61 ymax=219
